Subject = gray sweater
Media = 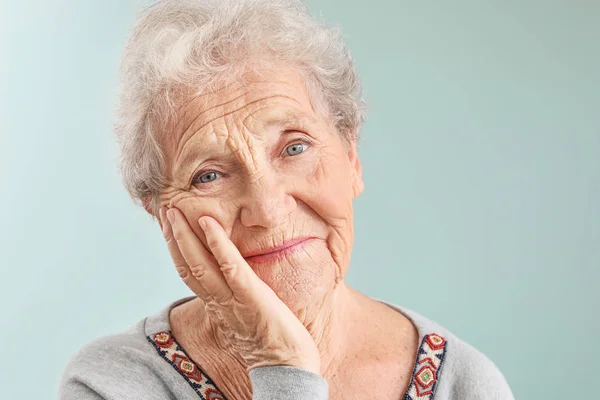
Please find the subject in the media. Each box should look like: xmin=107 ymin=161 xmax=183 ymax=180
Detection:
xmin=59 ymin=296 xmax=514 ymax=399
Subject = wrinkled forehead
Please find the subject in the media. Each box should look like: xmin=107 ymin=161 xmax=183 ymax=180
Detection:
xmin=162 ymin=66 xmax=322 ymax=148
xmin=157 ymin=66 xmax=332 ymax=181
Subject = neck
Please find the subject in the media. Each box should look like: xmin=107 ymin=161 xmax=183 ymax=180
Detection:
xmin=293 ymin=282 xmax=362 ymax=377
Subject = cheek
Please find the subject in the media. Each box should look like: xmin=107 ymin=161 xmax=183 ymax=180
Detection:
xmin=173 ymin=196 xmax=240 ymax=239
xmin=303 ymin=153 xmax=355 ymax=220
xmin=296 ymin=153 xmax=355 ymax=274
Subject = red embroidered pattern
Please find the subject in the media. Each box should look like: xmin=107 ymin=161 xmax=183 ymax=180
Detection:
xmin=147 ymin=331 xmax=225 ymax=400
xmin=403 ymin=333 xmax=447 ymax=400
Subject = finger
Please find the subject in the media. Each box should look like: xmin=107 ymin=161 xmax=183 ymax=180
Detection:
xmin=168 ymin=208 xmax=233 ymax=303
xmin=160 ymin=207 xmax=210 ymax=299
xmin=199 ymin=216 xmax=256 ymax=299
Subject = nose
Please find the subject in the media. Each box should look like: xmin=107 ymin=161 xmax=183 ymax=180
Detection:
xmin=239 ymin=171 xmax=296 ymax=228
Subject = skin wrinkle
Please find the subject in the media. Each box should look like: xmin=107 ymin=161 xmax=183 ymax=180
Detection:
xmin=228 ymin=112 xmax=261 ymax=177
xmin=305 ymin=149 xmax=352 ymax=281
xmin=174 ymin=90 xmax=304 ymax=167
xmin=166 ymin=78 xmax=256 ymax=140
xmin=173 ymin=95 xmax=306 ymax=186
xmin=156 ymin=66 xmax=423 ymax=400
xmin=175 ymin=93 xmax=259 ymax=168
xmin=237 ymin=108 xmax=297 ymax=180
xmin=168 ymin=67 xmax=321 ymax=169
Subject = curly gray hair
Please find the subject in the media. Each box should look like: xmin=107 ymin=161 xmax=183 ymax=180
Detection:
xmin=114 ymin=0 xmax=366 ymax=217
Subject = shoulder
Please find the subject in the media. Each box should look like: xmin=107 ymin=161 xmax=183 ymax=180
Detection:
xmin=438 ymin=330 xmax=514 ymax=399
xmin=61 ymin=318 xmax=148 ymax=375
xmin=378 ymin=300 xmax=515 ymax=400
xmin=58 ymin=318 xmax=174 ymax=399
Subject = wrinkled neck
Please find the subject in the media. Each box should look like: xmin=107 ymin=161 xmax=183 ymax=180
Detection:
xmin=294 ymin=281 xmax=360 ymax=376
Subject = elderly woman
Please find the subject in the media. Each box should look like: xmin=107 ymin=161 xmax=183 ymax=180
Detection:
xmin=60 ymin=0 xmax=514 ymax=399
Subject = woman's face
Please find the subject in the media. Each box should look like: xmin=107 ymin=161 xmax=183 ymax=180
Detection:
xmin=157 ymin=67 xmax=363 ymax=311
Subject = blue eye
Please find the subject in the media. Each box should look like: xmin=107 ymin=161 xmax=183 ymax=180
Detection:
xmin=286 ymin=143 xmax=305 ymax=156
xmin=196 ymin=171 xmax=219 ymax=184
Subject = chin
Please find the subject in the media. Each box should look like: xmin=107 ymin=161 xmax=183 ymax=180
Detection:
xmin=250 ymin=250 xmax=339 ymax=313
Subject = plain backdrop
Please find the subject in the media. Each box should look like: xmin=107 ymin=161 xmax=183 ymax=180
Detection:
xmin=1 ymin=1 xmax=598 ymax=398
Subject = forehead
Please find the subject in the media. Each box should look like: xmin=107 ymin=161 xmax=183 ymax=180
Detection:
xmin=162 ymin=66 xmax=325 ymax=177
xmin=163 ymin=67 xmax=319 ymax=146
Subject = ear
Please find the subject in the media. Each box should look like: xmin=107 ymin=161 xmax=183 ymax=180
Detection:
xmin=347 ymin=139 xmax=364 ymax=198
xmin=142 ymin=196 xmax=161 ymax=227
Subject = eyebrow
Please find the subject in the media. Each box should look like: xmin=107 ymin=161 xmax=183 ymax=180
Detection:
xmin=262 ymin=112 xmax=318 ymax=130
xmin=174 ymin=140 xmax=214 ymax=181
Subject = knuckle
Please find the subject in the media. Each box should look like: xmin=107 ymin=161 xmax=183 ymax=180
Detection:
xmin=220 ymin=261 xmax=237 ymax=275
xmin=217 ymin=294 xmax=235 ymax=307
xmin=175 ymin=265 xmax=190 ymax=279
xmin=165 ymin=235 xmax=178 ymax=247
xmin=206 ymin=295 xmax=234 ymax=310
xmin=189 ymin=263 xmax=208 ymax=279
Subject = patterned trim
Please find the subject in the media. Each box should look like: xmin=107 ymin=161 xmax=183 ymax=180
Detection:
xmin=148 ymin=330 xmax=447 ymax=400
xmin=147 ymin=331 xmax=226 ymax=400
xmin=403 ymin=333 xmax=447 ymax=400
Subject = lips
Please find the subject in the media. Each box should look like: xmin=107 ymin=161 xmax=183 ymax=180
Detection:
xmin=241 ymin=237 xmax=315 ymax=262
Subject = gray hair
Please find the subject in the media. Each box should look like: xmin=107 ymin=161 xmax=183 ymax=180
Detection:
xmin=114 ymin=0 xmax=366 ymax=217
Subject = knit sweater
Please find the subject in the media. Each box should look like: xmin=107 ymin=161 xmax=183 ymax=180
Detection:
xmin=58 ymin=296 xmax=514 ymax=399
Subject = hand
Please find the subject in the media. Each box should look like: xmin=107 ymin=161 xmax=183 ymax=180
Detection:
xmin=159 ymin=207 xmax=321 ymax=374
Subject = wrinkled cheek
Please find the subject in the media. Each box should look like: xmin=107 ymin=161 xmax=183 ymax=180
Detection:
xmin=299 ymin=159 xmax=356 ymax=273
xmin=173 ymin=195 xmax=239 ymax=240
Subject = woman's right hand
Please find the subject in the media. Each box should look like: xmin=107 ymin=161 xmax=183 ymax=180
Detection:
xmin=159 ymin=206 xmax=322 ymax=375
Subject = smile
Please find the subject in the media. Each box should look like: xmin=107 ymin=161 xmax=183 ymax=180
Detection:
xmin=243 ymin=237 xmax=316 ymax=264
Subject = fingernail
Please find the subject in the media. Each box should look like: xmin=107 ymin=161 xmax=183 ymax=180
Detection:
xmin=199 ymin=217 xmax=207 ymax=230
xmin=167 ymin=209 xmax=175 ymax=224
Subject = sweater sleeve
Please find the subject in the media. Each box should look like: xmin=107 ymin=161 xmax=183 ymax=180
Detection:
xmin=249 ymin=366 xmax=329 ymax=400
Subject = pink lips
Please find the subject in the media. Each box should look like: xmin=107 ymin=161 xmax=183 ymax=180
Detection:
xmin=243 ymin=237 xmax=315 ymax=264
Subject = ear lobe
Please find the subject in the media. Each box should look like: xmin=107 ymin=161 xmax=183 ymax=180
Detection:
xmin=352 ymin=161 xmax=364 ymax=198
xmin=348 ymin=141 xmax=364 ymax=198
